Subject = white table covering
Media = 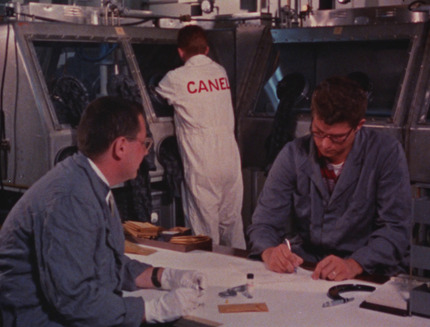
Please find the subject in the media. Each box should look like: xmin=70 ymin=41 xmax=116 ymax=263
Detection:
xmin=125 ymin=245 xmax=430 ymax=327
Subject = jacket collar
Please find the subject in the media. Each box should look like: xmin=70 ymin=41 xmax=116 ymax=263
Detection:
xmin=186 ymin=54 xmax=212 ymax=66
xmin=299 ymin=129 xmax=365 ymax=204
xmin=72 ymin=152 xmax=111 ymax=200
xmin=72 ymin=152 xmax=124 ymax=259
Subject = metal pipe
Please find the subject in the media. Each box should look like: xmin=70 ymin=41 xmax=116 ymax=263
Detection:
xmin=278 ymin=0 xmax=281 ymax=20
xmin=142 ymin=0 xmax=181 ymax=5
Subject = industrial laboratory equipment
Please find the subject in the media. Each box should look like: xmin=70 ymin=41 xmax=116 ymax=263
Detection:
xmin=0 ymin=2 xmax=264 ymax=227
xmin=0 ymin=19 xmax=184 ymax=225
xmin=238 ymin=5 xmax=430 ymax=180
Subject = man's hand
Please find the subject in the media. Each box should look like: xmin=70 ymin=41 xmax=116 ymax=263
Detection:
xmin=312 ymin=256 xmax=363 ymax=281
xmin=261 ymin=244 xmax=303 ymax=273
xmin=143 ymin=288 xmax=204 ymax=323
xmin=161 ymin=268 xmax=207 ymax=295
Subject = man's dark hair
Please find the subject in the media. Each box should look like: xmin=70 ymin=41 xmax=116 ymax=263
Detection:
xmin=77 ymin=96 xmax=143 ymax=159
xmin=311 ymin=76 xmax=368 ymax=128
xmin=177 ymin=25 xmax=208 ymax=56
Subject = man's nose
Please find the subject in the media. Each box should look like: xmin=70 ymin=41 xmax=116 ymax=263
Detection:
xmin=321 ymin=136 xmax=333 ymax=148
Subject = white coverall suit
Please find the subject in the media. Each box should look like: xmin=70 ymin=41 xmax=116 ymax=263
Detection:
xmin=156 ymin=54 xmax=246 ymax=249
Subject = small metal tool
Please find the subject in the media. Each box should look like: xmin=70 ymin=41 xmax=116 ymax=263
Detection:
xmin=218 ymin=284 xmax=249 ymax=298
xmin=322 ymin=297 xmax=355 ymax=308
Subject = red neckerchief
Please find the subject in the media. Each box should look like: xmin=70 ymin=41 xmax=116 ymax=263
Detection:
xmin=317 ymin=150 xmax=343 ymax=193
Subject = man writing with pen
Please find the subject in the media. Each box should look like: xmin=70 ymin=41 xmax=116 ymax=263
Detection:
xmin=247 ymin=76 xmax=412 ymax=281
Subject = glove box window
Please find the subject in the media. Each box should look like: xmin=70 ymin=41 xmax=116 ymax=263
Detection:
xmin=259 ymin=39 xmax=411 ymax=119
xmin=132 ymin=43 xmax=183 ymax=118
xmin=33 ymin=40 xmax=140 ymax=126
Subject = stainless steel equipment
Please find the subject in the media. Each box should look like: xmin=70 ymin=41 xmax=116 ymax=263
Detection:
xmin=238 ymin=6 xmax=430 ymax=185
xmin=0 ymin=2 xmax=271 ymax=189
xmin=3 ymin=3 xmax=430 ymax=224
xmin=235 ymin=5 xmax=430 ymax=236
xmin=0 ymin=2 xmax=258 ymax=227
xmin=0 ymin=22 xmax=178 ymax=187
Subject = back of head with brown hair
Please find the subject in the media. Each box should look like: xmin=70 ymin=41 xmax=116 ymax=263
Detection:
xmin=311 ymin=76 xmax=368 ymax=128
xmin=177 ymin=25 xmax=208 ymax=57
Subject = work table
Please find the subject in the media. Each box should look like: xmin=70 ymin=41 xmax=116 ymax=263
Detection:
xmin=125 ymin=242 xmax=430 ymax=327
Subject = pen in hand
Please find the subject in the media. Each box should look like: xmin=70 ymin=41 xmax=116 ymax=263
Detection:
xmin=284 ymin=239 xmax=297 ymax=273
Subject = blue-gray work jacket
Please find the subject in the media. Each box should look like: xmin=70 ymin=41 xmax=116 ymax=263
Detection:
xmin=0 ymin=153 xmax=149 ymax=326
xmin=248 ymin=128 xmax=412 ymax=275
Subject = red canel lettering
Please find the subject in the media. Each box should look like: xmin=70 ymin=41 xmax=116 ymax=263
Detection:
xmin=188 ymin=78 xmax=230 ymax=94
xmin=208 ymin=79 xmax=219 ymax=91
xmin=219 ymin=77 xmax=230 ymax=90
xmin=198 ymin=80 xmax=209 ymax=93
xmin=187 ymin=81 xmax=197 ymax=94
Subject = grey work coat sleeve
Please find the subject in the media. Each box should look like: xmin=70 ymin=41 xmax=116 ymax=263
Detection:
xmin=247 ymin=141 xmax=300 ymax=257
xmin=37 ymin=193 xmax=146 ymax=327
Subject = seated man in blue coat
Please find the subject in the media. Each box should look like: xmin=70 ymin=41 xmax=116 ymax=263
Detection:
xmin=248 ymin=76 xmax=411 ymax=281
xmin=0 ymin=96 xmax=206 ymax=326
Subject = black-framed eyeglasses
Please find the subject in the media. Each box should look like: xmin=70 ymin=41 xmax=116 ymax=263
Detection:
xmin=310 ymin=126 xmax=355 ymax=144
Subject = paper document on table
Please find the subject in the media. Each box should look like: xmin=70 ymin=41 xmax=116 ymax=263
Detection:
xmin=360 ymin=275 xmax=422 ymax=316
xmin=228 ymin=261 xmax=312 ymax=285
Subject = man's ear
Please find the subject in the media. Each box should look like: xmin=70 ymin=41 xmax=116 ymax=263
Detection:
xmin=356 ymin=118 xmax=366 ymax=131
xmin=178 ymin=48 xmax=186 ymax=61
xmin=204 ymin=46 xmax=209 ymax=55
xmin=112 ymin=137 xmax=127 ymax=160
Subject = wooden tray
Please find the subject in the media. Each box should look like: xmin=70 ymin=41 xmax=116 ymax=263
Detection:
xmin=127 ymin=235 xmax=213 ymax=253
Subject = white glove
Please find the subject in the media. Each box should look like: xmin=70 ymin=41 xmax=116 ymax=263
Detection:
xmin=161 ymin=268 xmax=207 ymax=295
xmin=144 ymin=288 xmax=204 ymax=324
